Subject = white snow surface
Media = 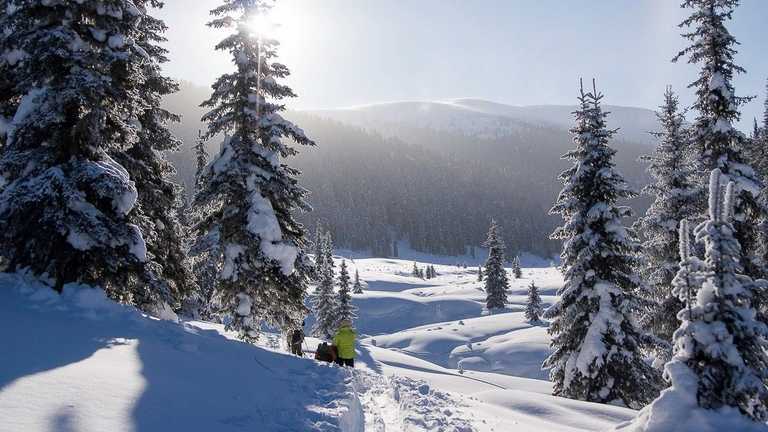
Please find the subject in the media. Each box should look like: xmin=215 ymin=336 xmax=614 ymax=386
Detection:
xmin=8 ymin=249 xmax=752 ymax=431
xmin=0 ymin=273 xmax=358 ymax=432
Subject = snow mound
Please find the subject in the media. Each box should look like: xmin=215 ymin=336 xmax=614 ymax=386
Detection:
xmin=0 ymin=273 xmax=359 ymax=432
xmin=613 ymin=364 xmax=768 ymax=432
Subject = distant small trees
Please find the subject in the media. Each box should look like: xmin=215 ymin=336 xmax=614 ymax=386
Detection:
xmin=412 ymin=262 xmax=425 ymax=279
xmin=353 ymin=269 xmax=364 ymax=294
xmin=525 ymin=281 xmax=543 ymax=324
xmin=511 ymin=256 xmax=522 ymax=279
xmin=335 ymin=260 xmax=357 ymax=327
xmin=424 ymin=265 xmax=438 ymax=279
xmin=484 ymin=219 xmax=509 ymax=311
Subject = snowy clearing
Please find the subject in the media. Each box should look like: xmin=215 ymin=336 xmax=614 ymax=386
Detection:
xmin=1 ymin=256 xmax=641 ymax=431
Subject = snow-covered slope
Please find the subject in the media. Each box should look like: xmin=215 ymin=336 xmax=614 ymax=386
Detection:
xmin=310 ymin=99 xmax=658 ymax=145
xmin=2 ymin=254 xmax=645 ymax=431
xmin=0 ymin=273 xmax=360 ymax=432
xmin=314 ymin=255 xmax=638 ymax=431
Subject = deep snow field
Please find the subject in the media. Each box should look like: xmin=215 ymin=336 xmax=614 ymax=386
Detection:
xmin=0 ymin=253 xmax=640 ymax=431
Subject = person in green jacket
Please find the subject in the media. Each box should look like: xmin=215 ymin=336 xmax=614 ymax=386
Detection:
xmin=332 ymin=320 xmax=356 ymax=367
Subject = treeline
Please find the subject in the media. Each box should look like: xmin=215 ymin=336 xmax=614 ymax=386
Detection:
xmin=164 ymin=91 xmax=652 ymax=259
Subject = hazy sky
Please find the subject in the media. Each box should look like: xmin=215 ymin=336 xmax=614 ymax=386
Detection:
xmin=155 ymin=0 xmax=768 ymax=128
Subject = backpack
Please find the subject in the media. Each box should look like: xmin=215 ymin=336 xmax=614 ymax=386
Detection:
xmin=315 ymin=342 xmax=336 ymax=363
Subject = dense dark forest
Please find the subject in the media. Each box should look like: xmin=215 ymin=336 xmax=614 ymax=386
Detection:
xmin=165 ymin=83 xmax=653 ymax=258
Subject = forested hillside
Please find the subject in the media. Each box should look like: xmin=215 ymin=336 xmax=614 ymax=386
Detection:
xmin=164 ymin=82 xmax=653 ymax=258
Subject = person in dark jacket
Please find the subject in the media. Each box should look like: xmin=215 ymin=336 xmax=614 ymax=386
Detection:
xmin=290 ymin=321 xmax=305 ymax=356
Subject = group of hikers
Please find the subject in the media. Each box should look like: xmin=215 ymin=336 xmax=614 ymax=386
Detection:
xmin=289 ymin=319 xmax=357 ymax=367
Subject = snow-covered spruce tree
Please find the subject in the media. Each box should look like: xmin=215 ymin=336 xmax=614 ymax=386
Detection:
xmin=687 ymin=171 xmax=768 ymax=419
xmin=673 ymin=0 xmax=764 ymax=281
xmin=525 ymin=281 xmax=543 ymax=324
xmin=753 ymin=80 xmax=768 ymax=307
xmin=311 ymin=234 xmax=337 ymax=339
xmin=353 ymin=269 xmax=363 ymax=294
xmin=512 ymin=256 xmax=522 ymax=279
xmin=477 ymin=266 xmax=483 ymax=282
xmin=635 ymin=87 xmax=701 ymax=352
xmin=194 ymin=0 xmax=314 ymax=340
xmin=334 ymin=260 xmax=357 ymax=327
xmin=484 ymin=219 xmax=508 ymax=311
xmin=193 ymin=130 xmax=209 ymax=194
xmin=0 ymin=0 xmax=157 ymax=302
xmin=312 ymin=221 xmax=324 ymax=264
xmin=189 ymin=128 xmax=220 ymax=318
xmin=544 ymin=80 xmax=661 ymax=408
xmin=112 ymin=0 xmax=197 ymax=312
xmin=626 ymin=172 xmax=768 ymax=429
xmin=412 ymin=262 xmax=421 ymax=278
xmin=0 ymin=1 xmax=21 ymax=151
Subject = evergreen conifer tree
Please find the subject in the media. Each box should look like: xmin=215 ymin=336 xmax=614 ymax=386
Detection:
xmin=0 ymin=0 xmax=157 ymax=304
xmin=544 ymin=80 xmax=661 ymax=408
xmin=412 ymin=262 xmax=421 ymax=278
xmin=335 ymin=260 xmax=357 ymax=328
xmin=189 ymin=128 xmax=219 ymax=317
xmin=353 ymin=269 xmax=364 ymax=294
xmin=512 ymin=256 xmax=522 ymax=279
xmin=635 ymin=88 xmax=702 ymax=352
xmin=484 ymin=219 xmax=509 ymax=311
xmin=193 ymin=0 xmax=314 ymax=340
xmin=525 ymin=281 xmax=543 ymax=324
xmin=114 ymin=0 xmax=197 ymax=312
xmin=673 ymin=0 xmax=764 ymax=281
xmin=313 ymin=221 xmax=324 ymax=265
xmin=311 ymin=234 xmax=337 ymax=339
xmin=193 ymin=130 xmax=209 ymax=193
xmin=665 ymin=170 xmax=768 ymax=420
xmin=477 ymin=266 xmax=484 ymax=282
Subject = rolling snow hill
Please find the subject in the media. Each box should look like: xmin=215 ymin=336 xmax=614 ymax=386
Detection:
xmin=0 ymin=253 xmax=647 ymax=431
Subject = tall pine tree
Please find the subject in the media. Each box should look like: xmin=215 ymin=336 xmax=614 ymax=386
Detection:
xmin=193 ymin=0 xmax=314 ymax=340
xmin=544 ymin=80 xmax=661 ymax=408
xmin=673 ymin=0 xmax=764 ymax=281
xmin=635 ymin=87 xmax=701 ymax=354
xmin=311 ymin=234 xmax=337 ymax=339
xmin=193 ymin=129 xmax=209 ymax=194
xmin=0 ymin=0 xmax=154 ymax=304
xmin=484 ymin=219 xmax=508 ymax=311
xmin=113 ymin=0 xmax=197 ymax=312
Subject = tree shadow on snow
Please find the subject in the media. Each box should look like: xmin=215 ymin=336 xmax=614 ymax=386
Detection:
xmin=130 ymin=321 xmax=349 ymax=431
xmin=0 ymin=290 xmax=116 ymax=392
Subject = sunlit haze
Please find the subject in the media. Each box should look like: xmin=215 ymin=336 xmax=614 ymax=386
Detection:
xmin=156 ymin=0 xmax=768 ymax=128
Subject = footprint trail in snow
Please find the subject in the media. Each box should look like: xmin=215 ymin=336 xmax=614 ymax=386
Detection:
xmin=353 ymin=370 xmax=476 ymax=432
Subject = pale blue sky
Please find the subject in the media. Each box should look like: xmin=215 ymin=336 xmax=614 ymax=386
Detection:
xmin=156 ymin=0 xmax=767 ymax=129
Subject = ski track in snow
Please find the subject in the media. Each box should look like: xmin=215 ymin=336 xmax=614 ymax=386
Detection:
xmin=353 ymin=370 xmax=475 ymax=432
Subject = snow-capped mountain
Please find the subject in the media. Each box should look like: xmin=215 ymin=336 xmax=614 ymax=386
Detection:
xmin=309 ymin=98 xmax=659 ymax=145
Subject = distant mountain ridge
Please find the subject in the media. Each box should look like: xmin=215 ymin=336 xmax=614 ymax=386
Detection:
xmin=309 ymin=98 xmax=659 ymax=145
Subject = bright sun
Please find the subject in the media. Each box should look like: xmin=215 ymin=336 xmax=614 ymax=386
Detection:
xmin=247 ymin=13 xmax=278 ymax=39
